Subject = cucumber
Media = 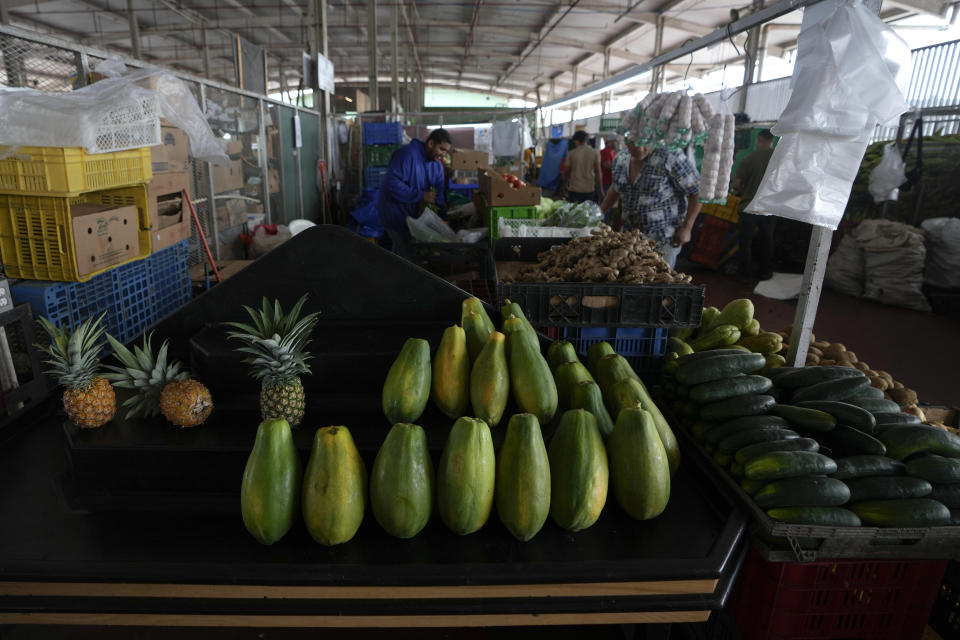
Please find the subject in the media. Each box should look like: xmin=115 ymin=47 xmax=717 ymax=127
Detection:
xmin=741 ymin=478 xmax=766 ymax=496
xmin=849 ymin=499 xmax=951 ymax=527
xmin=951 ymin=509 xmax=960 ymax=526
xmin=718 ymin=428 xmax=799 ymax=455
xmin=881 ymin=426 xmax=960 ymax=461
xmin=845 ymin=397 xmax=902 ymax=413
xmin=821 ymin=425 xmax=887 ymax=457
xmin=793 ymin=400 xmax=876 ymax=433
xmin=769 ymin=404 xmax=837 ymax=432
xmin=832 ymin=455 xmax=906 ymax=480
xmin=700 ymin=394 xmax=776 ymax=422
xmin=692 ymin=421 xmax=714 ymax=441
xmin=766 ymin=506 xmax=861 ymax=527
xmin=775 ymin=366 xmax=865 ymax=390
xmin=845 ymin=476 xmax=932 ymax=501
xmin=689 ymin=375 xmax=773 ymax=405
xmin=761 ymin=366 xmax=803 ymax=381
xmin=745 ymin=451 xmax=838 ymax=481
xmin=704 ymin=415 xmax=789 ymax=445
xmin=729 ymin=461 xmax=744 ymax=478
xmin=714 ymin=451 xmax=733 ymax=467
xmin=735 ymin=437 xmax=820 ymax=465
xmin=858 ymin=386 xmax=887 ymax=399
xmin=929 ymin=484 xmax=960 ymax=509
xmin=676 ymin=348 xmax=748 ymax=365
xmin=905 ymin=455 xmax=960 ymax=484
xmin=790 ymin=377 xmax=872 ymax=403
xmin=754 ymin=476 xmax=851 ymax=509
xmin=675 ymin=353 xmax=767 ymax=386
xmin=871 ymin=412 xmax=921 ymax=425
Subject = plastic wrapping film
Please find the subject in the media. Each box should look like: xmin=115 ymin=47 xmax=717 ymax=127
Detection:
xmin=0 ymin=59 xmax=229 ymax=166
xmin=746 ymin=0 xmax=911 ymax=229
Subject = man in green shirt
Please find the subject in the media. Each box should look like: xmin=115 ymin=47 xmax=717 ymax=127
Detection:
xmin=734 ymin=129 xmax=776 ymax=281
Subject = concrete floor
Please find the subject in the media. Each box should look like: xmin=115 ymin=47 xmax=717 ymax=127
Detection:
xmin=685 ymin=262 xmax=960 ymax=406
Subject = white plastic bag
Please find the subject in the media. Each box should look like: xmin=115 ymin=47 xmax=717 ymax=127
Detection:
xmin=868 ymin=143 xmax=906 ymax=203
xmin=407 ymin=209 xmax=457 ymax=243
xmin=921 ymin=217 xmax=960 ymax=290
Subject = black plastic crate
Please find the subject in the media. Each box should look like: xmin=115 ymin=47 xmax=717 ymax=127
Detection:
xmin=499 ymin=281 xmax=705 ymax=328
xmin=409 ymin=242 xmax=496 ymax=281
xmin=493 ymin=236 xmax=568 ymax=262
xmin=451 ymin=279 xmax=496 ymax=305
xmin=930 ymin=560 xmax=960 ymax=640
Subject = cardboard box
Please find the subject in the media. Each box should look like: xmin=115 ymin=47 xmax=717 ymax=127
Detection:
xmin=226 ymin=137 xmax=243 ymax=157
xmin=479 ymin=169 xmax=541 ymax=207
xmin=268 ymin=168 xmax=280 ymax=194
xmin=451 ymin=151 xmax=490 ymax=171
xmin=148 ymin=171 xmax=192 ymax=253
xmin=212 ymin=158 xmax=245 ymax=193
xmin=216 ymin=198 xmax=248 ymax=230
xmin=152 ymin=126 xmax=190 ymax=173
xmin=71 ymin=204 xmax=141 ymax=277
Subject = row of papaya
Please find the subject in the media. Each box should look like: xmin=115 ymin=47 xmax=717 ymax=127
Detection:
xmin=238 ymin=406 xmax=672 ymax=547
xmin=660 ymin=348 xmax=960 ymax=528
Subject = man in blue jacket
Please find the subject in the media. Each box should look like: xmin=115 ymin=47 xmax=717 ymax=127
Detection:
xmin=378 ymin=128 xmax=452 ymax=257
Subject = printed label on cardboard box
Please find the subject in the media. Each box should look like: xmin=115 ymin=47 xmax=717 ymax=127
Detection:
xmin=70 ymin=204 xmax=140 ymax=276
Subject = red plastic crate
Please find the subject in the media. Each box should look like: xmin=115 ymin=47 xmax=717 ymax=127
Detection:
xmin=688 ymin=215 xmax=737 ymax=268
xmin=731 ymin=548 xmax=947 ymax=640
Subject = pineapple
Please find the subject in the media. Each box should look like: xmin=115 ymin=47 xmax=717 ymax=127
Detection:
xmin=224 ymin=295 xmax=319 ymax=427
xmin=103 ymin=333 xmax=213 ymax=428
xmin=36 ymin=314 xmax=116 ymax=429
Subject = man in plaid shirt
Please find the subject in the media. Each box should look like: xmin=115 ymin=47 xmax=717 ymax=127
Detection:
xmin=599 ymin=139 xmax=702 ymax=268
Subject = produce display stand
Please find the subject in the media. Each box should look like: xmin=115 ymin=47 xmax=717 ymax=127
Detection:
xmin=0 ymin=226 xmax=749 ymax=629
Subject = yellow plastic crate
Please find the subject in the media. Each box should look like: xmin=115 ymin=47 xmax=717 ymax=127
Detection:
xmin=0 ymin=184 xmax=151 ymax=282
xmin=701 ymin=194 xmax=741 ymax=224
xmin=0 ymin=146 xmax=153 ymax=195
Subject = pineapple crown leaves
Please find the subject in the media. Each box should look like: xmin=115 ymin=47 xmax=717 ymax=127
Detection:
xmin=102 ymin=332 xmax=189 ymax=419
xmin=223 ymin=294 xmax=320 ymax=384
xmin=34 ymin=313 xmax=108 ymax=390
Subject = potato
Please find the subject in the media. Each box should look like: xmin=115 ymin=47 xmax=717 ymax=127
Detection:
xmin=869 ymin=376 xmax=890 ymax=391
xmin=876 ymin=370 xmax=894 ymax=383
xmin=903 ymin=405 xmax=926 ymax=421
xmin=844 ymin=351 xmax=858 ymax=364
xmin=808 ymin=346 xmax=824 ymax=358
xmin=812 ymin=340 xmax=831 ymax=350
xmin=854 ymin=361 xmax=870 ymax=372
xmin=820 ymin=358 xmax=836 ymax=365
xmin=889 ymin=387 xmax=919 ymax=406
xmin=893 ymin=381 xmax=904 ymax=390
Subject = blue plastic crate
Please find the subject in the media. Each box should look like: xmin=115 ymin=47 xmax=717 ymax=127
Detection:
xmin=563 ymin=326 xmax=669 ymax=383
xmin=364 ymin=167 xmax=388 ymax=190
xmin=11 ymin=281 xmax=78 ymax=330
xmin=73 ymin=271 xmax=121 ymax=336
xmin=149 ymin=240 xmax=191 ymax=320
xmin=362 ymin=121 xmax=403 ymax=146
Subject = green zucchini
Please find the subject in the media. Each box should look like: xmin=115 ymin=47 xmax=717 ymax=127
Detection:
xmin=844 ymin=397 xmax=902 ymax=413
xmin=676 ymin=348 xmax=754 ymax=365
xmin=871 ymin=412 xmax=921 ymax=425
xmin=831 ymin=455 xmax=905 ymax=480
xmin=849 ymin=499 xmax=951 ymax=527
xmin=845 ymin=476 xmax=932 ymax=501
xmin=689 ymin=375 xmax=773 ymax=405
xmin=675 ymin=353 xmax=767 ymax=386
xmin=766 ymin=507 xmax=861 ymax=527
xmin=754 ymin=476 xmax=851 ymax=509
xmin=735 ymin=437 xmax=820 ymax=465
xmin=790 ymin=376 xmax=872 ymax=403
xmin=905 ymin=455 xmax=960 ymax=484
xmin=741 ymin=478 xmax=766 ymax=496
xmin=769 ymin=404 xmax=837 ymax=432
xmin=704 ymin=415 xmax=789 ymax=445
xmin=699 ymin=394 xmax=776 ymax=422
xmin=745 ymin=451 xmax=838 ymax=481
xmin=729 ymin=461 xmax=744 ymax=478
xmin=929 ymin=484 xmax=960 ymax=509
xmin=881 ymin=426 xmax=960 ymax=461
xmin=775 ymin=366 xmax=865 ymax=390
xmin=714 ymin=451 xmax=733 ymax=467
xmin=718 ymin=428 xmax=799 ymax=455
xmin=793 ymin=400 xmax=876 ymax=433
xmin=821 ymin=425 xmax=887 ymax=457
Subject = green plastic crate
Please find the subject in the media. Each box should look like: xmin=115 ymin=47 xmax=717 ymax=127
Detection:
xmin=363 ymin=144 xmax=400 ymax=167
xmin=487 ymin=205 xmax=538 ymax=243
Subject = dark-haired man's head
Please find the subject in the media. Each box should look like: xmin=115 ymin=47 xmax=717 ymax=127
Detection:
xmin=757 ymin=129 xmax=774 ymax=149
xmin=425 ymin=128 xmax=452 ymax=160
xmin=572 ymin=130 xmax=589 ymax=146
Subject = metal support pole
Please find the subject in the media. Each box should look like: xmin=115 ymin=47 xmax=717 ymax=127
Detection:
xmin=367 ymin=0 xmax=379 ymax=111
xmin=0 ymin=0 xmax=9 ymax=25
xmin=549 ymin=78 xmax=556 ymax=102
xmin=602 ymin=49 xmax=611 ymax=115
xmin=391 ymin=1 xmax=399 ymax=112
xmin=295 ymin=108 xmax=305 ymax=220
xmin=126 ymin=0 xmax=141 ymax=60
xmin=572 ymin=67 xmax=579 ymax=117
xmin=651 ymin=15 xmax=665 ymax=93
xmin=404 ymin=48 xmax=411 ymax=111
xmin=76 ymin=51 xmax=91 ymax=88
xmin=199 ymin=84 xmax=221 ymax=262
xmin=258 ymin=98 xmax=272 ymax=225
xmin=201 ymin=27 xmax=211 ymax=79
xmin=739 ymin=0 xmax=764 ymax=113
xmin=756 ymin=25 xmax=769 ymax=84
xmin=320 ymin=0 xmax=332 ymax=223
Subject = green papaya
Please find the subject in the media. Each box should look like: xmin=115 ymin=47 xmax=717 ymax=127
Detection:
xmin=437 ymin=417 xmax=496 ymax=535
xmin=462 ymin=311 xmax=491 ymax=364
xmin=501 ymin=311 xmax=541 ymax=357
xmin=432 ymin=325 xmax=470 ymax=419
xmin=501 ymin=299 xmax=536 ymax=335
xmin=586 ymin=341 xmax=616 ymax=376
xmin=548 ymin=409 xmax=608 ymax=531
xmin=302 ymin=426 xmax=366 ymax=546
xmin=547 ymin=340 xmax=580 ymax=370
xmin=382 ymin=338 xmax=431 ymax=425
xmin=370 ymin=423 xmax=434 ymax=538
xmin=241 ymin=418 xmax=302 ymax=545
xmin=609 ymin=408 xmax=671 ymax=520
xmin=609 ymin=377 xmax=680 ymax=476
xmin=594 ymin=353 xmax=640 ymax=410
xmin=496 ymin=413 xmax=551 ymax=541
xmin=470 ymin=331 xmax=510 ymax=427
xmin=462 ymin=296 xmax=495 ymax=333
xmin=569 ymin=380 xmax=615 ymax=439
xmin=554 ymin=361 xmax=595 ymax=410
xmin=505 ymin=317 xmax=558 ymax=424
